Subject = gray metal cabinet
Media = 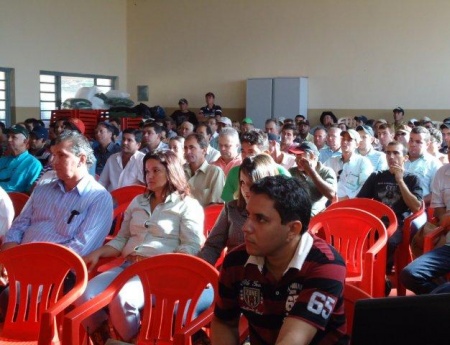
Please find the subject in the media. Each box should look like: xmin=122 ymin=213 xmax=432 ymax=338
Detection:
xmin=246 ymin=77 xmax=308 ymax=130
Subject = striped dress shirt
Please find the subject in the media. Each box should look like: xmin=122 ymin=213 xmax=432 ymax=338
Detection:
xmin=5 ymin=174 xmax=113 ymax=256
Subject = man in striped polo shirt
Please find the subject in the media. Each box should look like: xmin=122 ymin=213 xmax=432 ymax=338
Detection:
xmin=212 ymin=175 xmax=348 ymax=345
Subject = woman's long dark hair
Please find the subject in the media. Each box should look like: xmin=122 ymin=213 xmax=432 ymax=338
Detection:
xmin=143 ymin=150 xmax=190 ymax=199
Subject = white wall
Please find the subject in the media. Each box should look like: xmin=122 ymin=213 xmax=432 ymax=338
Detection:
xmin=2 ymin=0 xmax=450 ymax=123
xmin=126 ymin=0 xmax=450 ymax=115
xmin=0 ymin=0 xmax=127 ymax=113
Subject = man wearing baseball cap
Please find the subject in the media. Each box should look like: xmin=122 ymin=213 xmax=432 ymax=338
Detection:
xmin=324 ymin=129 xmax=373 ymax=200
xmin=356 ymin=125 xmax=387 ymax=171
xmin=354 ymin=115 xmax=368 ymax=126
xmin=0 ymin=125 xmax=42 ymax=192
xmin=289 ymin=142 xmax=337 ymax=215
xmin=29 ymin=126 xmax=51 ymax=166
xmin=294 ymin=119 xmax=314 ymax=144
xmin=241 ymin=118 xmax=254 ymax=133
xmin=170 ymin=98 xmax=198 ymax=127
xmin=393 ymin=107 xmax=406 ymax=131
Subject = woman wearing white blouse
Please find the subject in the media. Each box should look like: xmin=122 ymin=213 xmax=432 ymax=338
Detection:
xmin=77 ymin=150 xmax=205 ymax=343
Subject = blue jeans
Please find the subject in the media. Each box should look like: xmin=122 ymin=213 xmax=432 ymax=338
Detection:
xmin=400 ymin=244 xmax=450 ymax=294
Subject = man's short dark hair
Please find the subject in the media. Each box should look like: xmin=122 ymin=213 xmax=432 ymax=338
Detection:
xmin=186 ymin=133 xmax=209 ymax=150
xmin=250 ymin=175 xmax=312 ymax=233
xmin=240 ymin=130 xmax=264 ymax=148
xmin=265 ymin=118 xmax=278 ymax=127
xmin=24 ymin=118 xmax=40 ymax=128
xmin=122 ymin=128 xmax=143 ymax=143
xmin=143 ymin=121 xmax=162 ymax=134
xmin=0 ymin=121 xmax=5 ymax=131
xmin=387 ymin=141 xmax=408 ymax=156
xmin=197 ymin=122 xmax=213 ymax=137
xmin=109 ymin=116 xmax=121 ymax=126
xmin=411 ymin=126 xmax=431 ymax=142
xmin=205 ymin=92 xmax=215 ymax=98
xmin=313 ymin=126 xmax=327 ymax=134
xmin=281 ymin=123 xmax=297 ymax=133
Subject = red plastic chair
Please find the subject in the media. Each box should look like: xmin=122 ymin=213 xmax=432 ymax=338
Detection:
xmin=203 ymin=203 xmax=224 ymax=237
xmin=424 ymin=225 xmax=449 ymax=253
xmin=343 ymin=283 xmax=372 ymax=336
xmin=309 ymin=208 xmax=387 ymax=297
xmin=327 ymin=198 xmax=403 ymax=295
xmin=326 ymin=198 xmax=397 ymax=237
xmin=7 ymin=192 xmax=30 ymax=220
xmin=0 ymin=242 xmax=87 ymax=344
xmin=396 ymin=201 xmax=426 ymax=296
xmin=203 ymin=203 xmax=226 ymax=268
xmin=110 ymin=185 xmax=146 ymax=208
xmin=63 ymin=253 xmax=219 ymax=345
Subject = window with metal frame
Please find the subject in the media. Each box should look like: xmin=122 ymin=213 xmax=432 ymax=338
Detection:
xmin=0 ymin=68 xmax=14 ymax=127
xmin=40 ymin=71 xmax=117 ymax=123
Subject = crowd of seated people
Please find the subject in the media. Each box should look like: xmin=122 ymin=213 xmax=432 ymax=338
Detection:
xmin=0 ymin=99 xmax=450 ymax=344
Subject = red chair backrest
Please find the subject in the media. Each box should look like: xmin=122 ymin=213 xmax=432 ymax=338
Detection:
xmin=107 ymin=202 xmax=129 ymax=242
xmin=7 ymin=192 xmax=30 ymax=219
xmin=63 ymin=254 xmax=219 ymax=345
xmin=0 ymin=242 xmax=87 ymax=343
xmin=110 ymin=185 xmax=146 ymax=207
xmin=203 ymin=203 xmax=224 ymax=237
xmin=309 ymin=208 xmax=387 ymax=296
xmin=327 ymin=198 xmax=398 ymax=237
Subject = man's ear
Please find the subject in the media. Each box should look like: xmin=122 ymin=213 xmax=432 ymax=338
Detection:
xmin=287 ymin=220 xmax=302 ymax=241
xmin=78 ymin=153 xmax=87 ymax=166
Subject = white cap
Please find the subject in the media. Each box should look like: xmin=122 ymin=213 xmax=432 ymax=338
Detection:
xmin=219 ymin=117 xmax=232 ymax=126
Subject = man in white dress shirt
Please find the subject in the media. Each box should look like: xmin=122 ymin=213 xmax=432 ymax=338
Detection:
xmin=98 ymin=128 xmax=145 ymax=192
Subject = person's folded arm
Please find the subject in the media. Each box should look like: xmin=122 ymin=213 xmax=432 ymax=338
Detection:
xmin=211 ymin=315 xmax=240 ymax=345
xmin=276 ymin=317 xmax=317 ymax=345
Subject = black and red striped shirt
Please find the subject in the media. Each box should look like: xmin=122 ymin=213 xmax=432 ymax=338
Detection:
xmin=214 ymin=232 xmax=348 ymax=345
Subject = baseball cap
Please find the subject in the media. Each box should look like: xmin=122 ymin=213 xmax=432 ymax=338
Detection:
xmin=65 ymin=118 xmax=86 ymax=134
xmin=30 ymin=126 xmax=49 ymax=140
xmin=354 ymin=115 xmax=368 ymax=124
xmin=242 ymin=117 xmax=253 ymax=124
xmin=6 ymin=125 xmax=29 ymax=138
xmin=356 ymin=125 xmax=374 ymax=137
xmin=440 ymin=118 xmax=450 ymax=129
xmin=421 ymin=116 xmax=433 ymax=124
xmin=219 ymin=117 xmax=232 ymax=126
xmin=408 ymin=118 xmax=419 ymax=126
xmin=393 ymin=107 xmax=404 ymax=114
xmin=178 ymin=98 xmax=188 ymax=105
xmin=289 ymin=141 xmax=320 ymax=156
xmin=297 ymin=119 xmax=310 ymax=126
xmin=396 ymin=125 xmax=411 ymax=134
xmin=341 ymin=129 xmax=361 ymax=141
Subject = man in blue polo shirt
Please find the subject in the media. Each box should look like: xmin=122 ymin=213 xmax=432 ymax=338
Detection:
xmin=0 ymin=125 xmax=42 ymax=193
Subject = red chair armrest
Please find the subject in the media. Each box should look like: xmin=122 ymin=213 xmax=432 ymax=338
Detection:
xmin=424 ymin=226 xmax=449 ymax=253
xmin=173 ymin=307 xmax=215 ymax=345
